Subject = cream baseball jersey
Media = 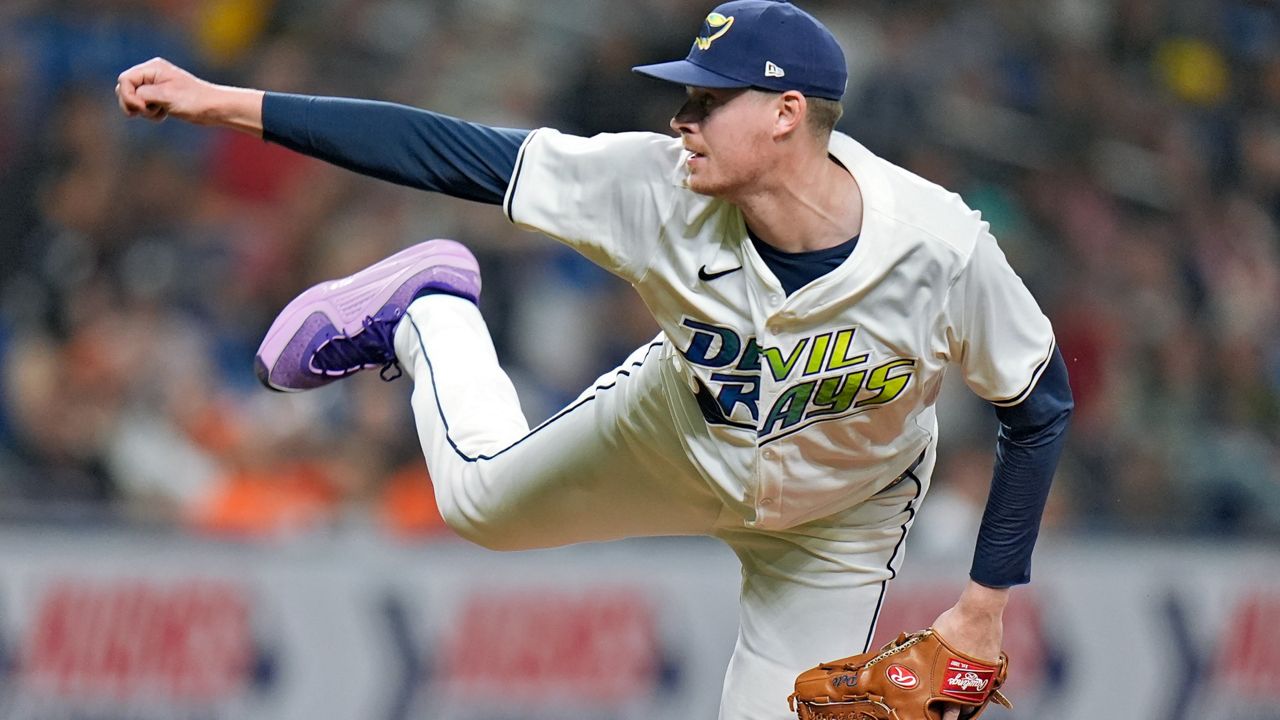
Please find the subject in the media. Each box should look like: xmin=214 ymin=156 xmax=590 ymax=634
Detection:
xmin=504 ymin=129 xmax=1055 ymax=530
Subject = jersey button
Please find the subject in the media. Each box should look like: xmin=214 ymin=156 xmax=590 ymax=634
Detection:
xmin=768 ymin=324 xmax=781 ymax=334
xmin=762 ymin=448 xmax=776 ymax=460
xmin=760 ymin=497 xmax=775 ymax=506
xmin=769 ymin=293 xmax=781 ymax=304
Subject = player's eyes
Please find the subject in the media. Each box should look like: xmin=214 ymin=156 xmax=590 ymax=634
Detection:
xmin=676 ymin=90 xmax=725 ymax=123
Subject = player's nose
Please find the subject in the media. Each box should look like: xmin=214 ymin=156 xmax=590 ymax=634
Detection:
xmin=670 ymin=98 xmax=702 ymax=134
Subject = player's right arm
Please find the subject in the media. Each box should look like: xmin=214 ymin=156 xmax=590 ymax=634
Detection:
xmin=118 ymin=58 xmax=679 ymax=282
xmin=116 ymin=58 xmax=265 ymax=133
xmin=118 ymin=58 xmax=676 ymax=279
xmin=116 ymin=57 xmax=528 ymax=205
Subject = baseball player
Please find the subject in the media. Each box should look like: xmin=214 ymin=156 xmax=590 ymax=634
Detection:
xmin=116 ymin=1 xmax=1072 ymax=718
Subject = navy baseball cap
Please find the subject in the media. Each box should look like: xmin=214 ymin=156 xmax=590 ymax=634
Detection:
xmin=633 ymin=0 xmax=847 ymax=101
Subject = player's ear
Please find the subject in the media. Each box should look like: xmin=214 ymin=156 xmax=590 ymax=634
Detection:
xmin=773 ymin=91 xmax=806 ymax=139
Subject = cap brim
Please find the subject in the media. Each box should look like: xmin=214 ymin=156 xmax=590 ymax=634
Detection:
xmin=632 ymin=60 xmax=748 ymax=89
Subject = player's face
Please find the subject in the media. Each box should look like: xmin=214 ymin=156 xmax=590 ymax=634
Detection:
xmin=671 ymin=87 xmax=779 ymax=198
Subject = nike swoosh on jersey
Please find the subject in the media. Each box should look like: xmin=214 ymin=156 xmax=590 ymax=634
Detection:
xmin=698 ymin=265 xmax=743 ymax=282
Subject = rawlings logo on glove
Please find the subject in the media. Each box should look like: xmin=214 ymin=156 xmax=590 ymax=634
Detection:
xmin=788 ymin=629 xmax=1012 ymax=720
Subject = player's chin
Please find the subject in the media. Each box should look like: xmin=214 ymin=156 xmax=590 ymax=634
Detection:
xmin=685 ymin=172 xmax=730 ymax=198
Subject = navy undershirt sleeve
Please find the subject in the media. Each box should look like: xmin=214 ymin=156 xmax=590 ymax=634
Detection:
xmin=970 ymin=346 xmax=1073 ymax=588
xmin=261 ymin=93 xmax=529 ymax=205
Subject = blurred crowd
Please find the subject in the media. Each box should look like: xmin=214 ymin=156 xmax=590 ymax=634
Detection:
xmin=0 ymin=0 xmax=1277 ymax=542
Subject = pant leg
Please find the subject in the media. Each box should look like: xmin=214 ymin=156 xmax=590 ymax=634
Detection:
xmin=714 ymin=447 xmax=936 ymax=720
xmin=393 ymin=294 xmax=724 ymax=550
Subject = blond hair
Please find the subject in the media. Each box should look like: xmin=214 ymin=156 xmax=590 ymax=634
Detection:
xmin=806 ymin=96 xmax=844 ymax=138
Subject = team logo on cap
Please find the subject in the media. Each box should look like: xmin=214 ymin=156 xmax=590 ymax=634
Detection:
xmin=694 ymin=12 xmax=734 ymax=50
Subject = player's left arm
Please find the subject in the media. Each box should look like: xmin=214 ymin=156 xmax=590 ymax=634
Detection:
xmin=931 ymin=347 xmax=1072 ymax=664
xmin=971 ymin=346 xmax=1072 ymax=589
xmin=932 ymin=228 xmax=1073 ymax=718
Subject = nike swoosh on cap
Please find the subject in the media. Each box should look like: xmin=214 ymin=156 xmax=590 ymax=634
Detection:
xmin=698 ymin=265 xmax=743 ymax=281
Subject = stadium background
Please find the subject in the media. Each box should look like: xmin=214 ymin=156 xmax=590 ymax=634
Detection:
xmin=0 ymin=0 xmax=1277 ymax=718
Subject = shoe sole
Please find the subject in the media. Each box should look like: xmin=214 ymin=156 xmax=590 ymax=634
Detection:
xmin=254 ymin=239 xmax=480 ymax=392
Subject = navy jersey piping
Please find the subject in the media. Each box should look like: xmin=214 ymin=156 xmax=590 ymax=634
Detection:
xmin=408 ymin=313 xmax=662 ymax=463
xmin=989 ymin=339 xmax=1056 ymax=407
xmin=503 ymin=130 xmax=536 ymax=223
xmin=862 ymin=454 xmax=924 ymax=653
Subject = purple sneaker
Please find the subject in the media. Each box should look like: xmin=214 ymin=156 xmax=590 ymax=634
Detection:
xmin=255 ymin=239 xmax=480 ymax=392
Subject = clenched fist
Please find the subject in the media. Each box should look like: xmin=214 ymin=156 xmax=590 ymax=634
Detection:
xmin=116 ymin=57 xmax=265 ymax=134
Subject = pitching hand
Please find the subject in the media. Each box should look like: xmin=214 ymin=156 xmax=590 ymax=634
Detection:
xmin=116 ymin=58 xmax=265 ymax=135
xmin=116 ymin=57 xmax=212 ymax=122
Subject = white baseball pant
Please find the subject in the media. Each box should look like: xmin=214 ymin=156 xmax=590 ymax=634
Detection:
xmin=393 ymin=294 xmax=935 ymax=720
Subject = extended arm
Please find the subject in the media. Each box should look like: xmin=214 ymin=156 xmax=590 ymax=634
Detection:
xmin=116 ymin=58 xmax=265 ymax=133
xmin=117 ymin=58 xmax=529 ymax=205
xmin=261 ymin=94 xmax=526 ymax=204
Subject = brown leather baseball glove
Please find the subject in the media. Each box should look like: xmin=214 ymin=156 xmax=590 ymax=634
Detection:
xmin=788 ymin=629 xmax=1012 ymax=719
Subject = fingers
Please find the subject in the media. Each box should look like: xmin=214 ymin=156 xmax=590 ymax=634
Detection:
xmin=115 ymin=83 xmax=164 ymax=120
xmin=116 ymin=63 xmax=152 ymax=115
xmin=943 ymin=708 xmax=959 ymax=720
xmin=115 ymin=57 xmax=172 ymax=118
xmin=115 ymin=82 xmax=133 ymax=115
xmin=116 ymin=79 xmax=145 ymax=117
xmin=136 ymin=84 xmax=169 ymax=121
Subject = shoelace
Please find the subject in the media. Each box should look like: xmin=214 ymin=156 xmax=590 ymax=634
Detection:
xmin=312 ymin=313 xmax=403 ymax=381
